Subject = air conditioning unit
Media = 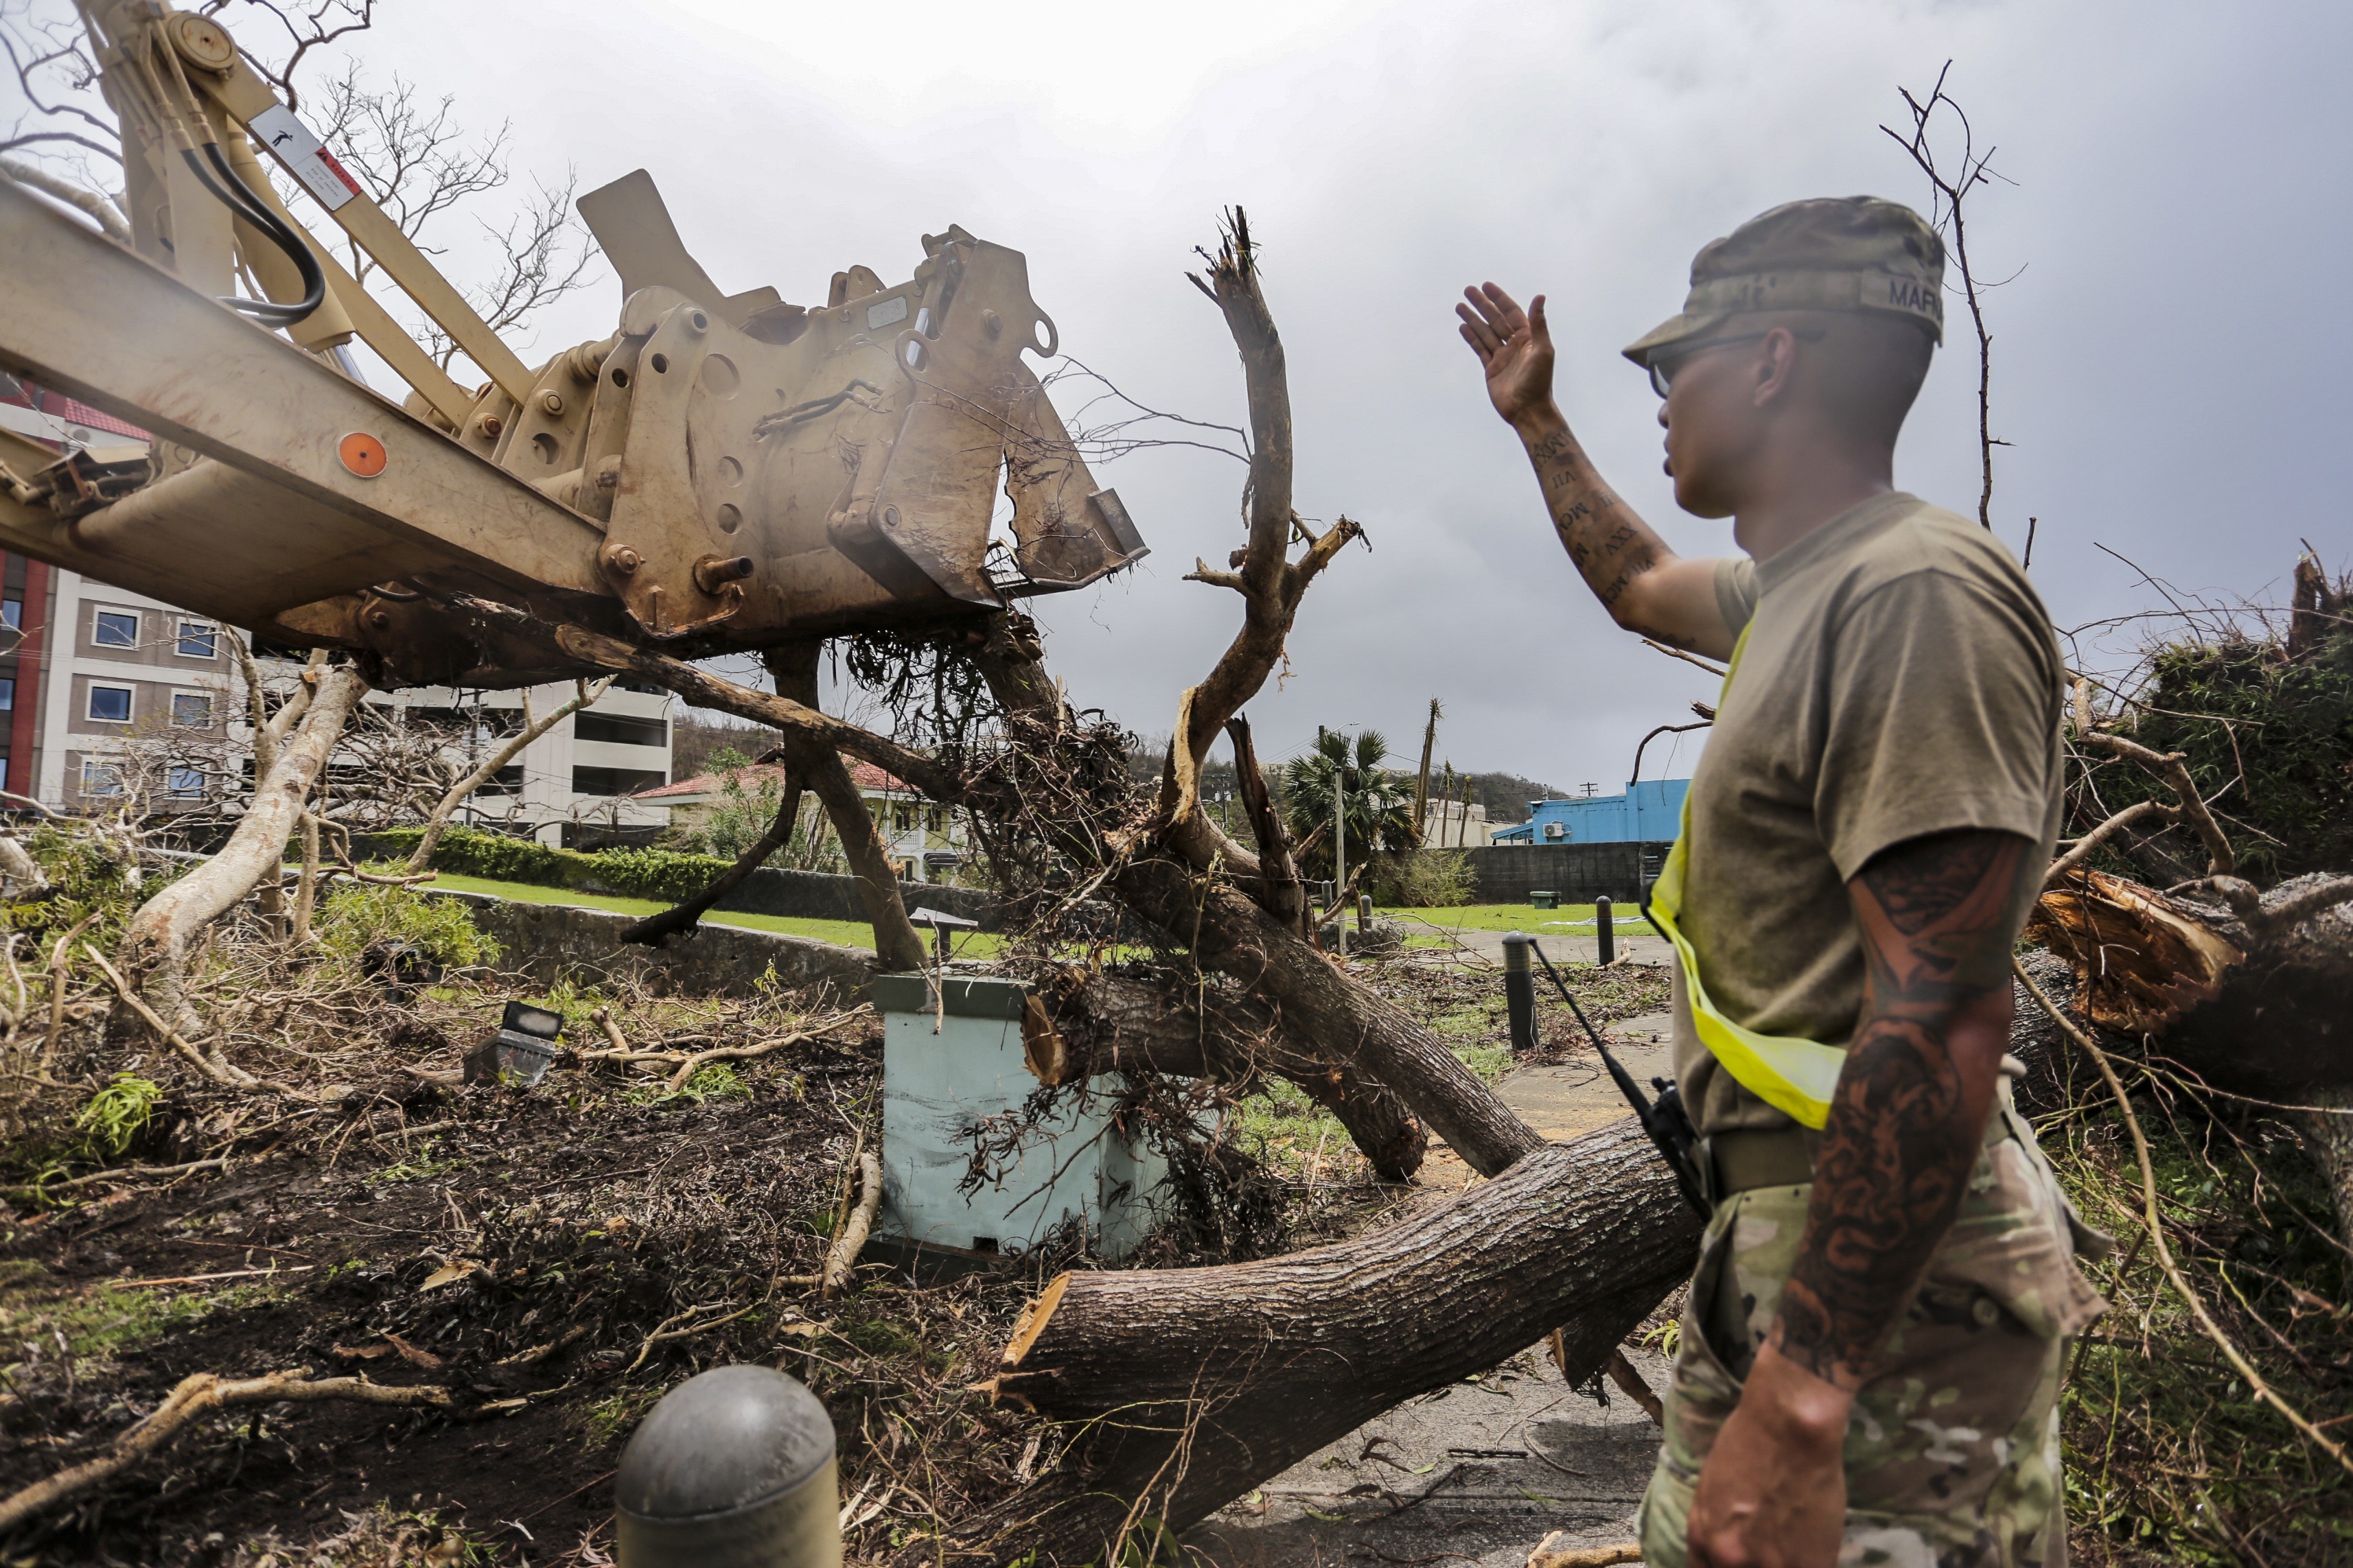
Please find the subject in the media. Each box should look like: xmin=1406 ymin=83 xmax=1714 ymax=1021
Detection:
xmin=1542 ymin=821 xmax=1567 ymax=841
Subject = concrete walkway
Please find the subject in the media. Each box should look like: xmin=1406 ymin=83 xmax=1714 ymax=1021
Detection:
xmin=1417 ymin=924 xmax=1673 ymax=970
xmin=1185 ymin=1342 xmax=1669 ymax=1567
xmin=1417 ymin=1009 xmax=1676 ymax=1194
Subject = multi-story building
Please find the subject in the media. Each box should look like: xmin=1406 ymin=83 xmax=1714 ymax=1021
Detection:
xmin=639 ymin=758 xmax=967 ymax=880
xmin=3 ymin=374 xmax=673 ymax=833
xmin=39 ymin=577 xmax=236 ymax=806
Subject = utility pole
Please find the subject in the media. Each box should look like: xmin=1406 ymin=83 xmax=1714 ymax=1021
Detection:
xmin=1333 ymin=760 xmax=1347 ymax=959
xmin=1413 ymin=697 xmax=1441 ymax=839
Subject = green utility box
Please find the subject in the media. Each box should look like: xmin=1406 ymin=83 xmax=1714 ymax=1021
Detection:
xmin=871 ymin=974 xmax=1170 ymax=1263
xmin=1530 ymin=890 xmax=1559 ymax=910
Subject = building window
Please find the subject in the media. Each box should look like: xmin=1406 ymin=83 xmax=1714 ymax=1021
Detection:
xmin=176 ymin=620 xmax=219 ymax=659
xmin=168 ymin=765 xmax=205 ymax=797
xmin=93 ymin=609 xmax=138 ymax=648
xmin=1 ymin=600 xmax=19 ymax=631
xmin=86 ymin=683 xmax=132 ymax=724
xmin=80 ymin=760 xmax=124 ymax=796
xmin=926 ymin=806 xmax=945 ymax=832
xmin=0 ymin=677 xmax=14 ymax=712
xmin=892 ymin=804 xmax=914 ymax=832
xmin=574 ymin=711 xmax=669 ymax=747
xmin=0 ymin=758 xmax=8 ymax=792
xmin=170 ymin=691 xmax=212 ymax=728
xmin=571 ymin=764 xmax=666 ymax=797
xmin=476 ymin=764 xmax=526 ymax=796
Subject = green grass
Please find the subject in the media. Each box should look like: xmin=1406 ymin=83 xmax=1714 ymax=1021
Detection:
xmin=0 ymin=1262 xmax=291 ymax=1382
xmin=1380 ymin=902 xmax=1603 ymax=935
xmin=426 ymin=872 xmax=1004 ymax=958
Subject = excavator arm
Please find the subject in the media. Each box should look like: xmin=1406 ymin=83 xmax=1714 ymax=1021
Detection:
xmin=0 ymin=1 xmax=1144 ymax=690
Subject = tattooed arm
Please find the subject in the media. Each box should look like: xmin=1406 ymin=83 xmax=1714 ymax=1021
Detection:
xmin=1780 ymin=828 xmax=2032 ymax=1381
xmin=1686 ymin=828 xmax=2036 ymax=1568
xmin=1455 ymin=283 xmax=1732 ymax=656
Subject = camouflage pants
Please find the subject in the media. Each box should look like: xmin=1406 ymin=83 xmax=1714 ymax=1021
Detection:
xmin=1638 ymin=1097 xmax=2107 ymax=1568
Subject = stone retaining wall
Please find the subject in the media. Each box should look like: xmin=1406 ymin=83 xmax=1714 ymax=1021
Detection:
xmin=432 ymin=889 xmax=877 ymax=1003
xmin=1461 ymin=843 xmax=1671 ymax=905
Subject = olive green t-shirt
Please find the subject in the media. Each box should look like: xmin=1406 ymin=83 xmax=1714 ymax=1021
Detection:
xmin=1670 ymin=492 xmax=2065 ymax=1136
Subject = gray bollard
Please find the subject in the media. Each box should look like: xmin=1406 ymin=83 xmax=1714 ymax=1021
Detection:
xmin=616 ymin=1365 xmax=842 ymax=1568
xmin=1595 ymin=895 xmax=1614 ymax=966
xmin=1502 ymin=933 xmax=1537 ymax=1055
xmin=1358 ymin=893 xmax=1374 ymax=931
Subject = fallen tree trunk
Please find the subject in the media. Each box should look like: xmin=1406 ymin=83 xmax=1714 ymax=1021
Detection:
xmin=1113 ymin=855 xmax=1539 ymax=1177
xmin=2028 ymin=867 xmax=2353 ymax=1098
xmin=2029 ymin=866 xmax=2353 ymax=1247
xmin=891 ymin=1121 xmax=1697 ymax=1567
xmin=1036 ymin=969 xmax=1427 ymax=1171
xmin=623 ymin=772 xmax=804 ymax=948
xmin=765 ymin=642 xmax=927 ymax=974
xmin=117 ymin=665 xmax=368 ymax=1034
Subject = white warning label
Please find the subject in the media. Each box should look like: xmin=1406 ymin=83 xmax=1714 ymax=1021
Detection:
xmin=866 ymin=294 xmax=909 ymax=331
xmin=248 ymin=104 xmax=361 ymax=213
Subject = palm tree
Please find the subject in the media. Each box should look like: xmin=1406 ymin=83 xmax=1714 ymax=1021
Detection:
xmin=1280 ymin=728 xmax=1420 ymax=888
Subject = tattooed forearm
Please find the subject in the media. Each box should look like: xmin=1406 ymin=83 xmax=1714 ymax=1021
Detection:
xmin=1516 ymin=410 xmax=1667 ymax=624
xmin=1772 ymin=829 xmax=2034 ymax=1387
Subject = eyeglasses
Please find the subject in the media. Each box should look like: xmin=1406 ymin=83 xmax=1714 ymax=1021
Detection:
xmin=1647 ymin=327 xmax=1827 ymax=398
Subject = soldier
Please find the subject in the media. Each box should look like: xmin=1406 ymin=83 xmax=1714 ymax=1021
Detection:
xmin=1457 ymin=198 xmax=2108 ymax=1568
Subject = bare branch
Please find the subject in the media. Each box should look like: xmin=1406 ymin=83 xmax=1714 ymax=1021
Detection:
xmin=0 ymin=1366 xmax=446 ymax=1533
xmin=402 ymin=676 xmax=613 ymax=872
xmin=2070 ymin=677 xmax=2235 ymax=876
xmin=2046 ymin=798 xmax=2177 ymax=887
xmin=1883 ymin=62 xmax=2013 ymax=530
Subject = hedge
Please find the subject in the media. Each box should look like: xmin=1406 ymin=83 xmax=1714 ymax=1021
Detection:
xmin=363 ymin=826 xmax=735 ymax=904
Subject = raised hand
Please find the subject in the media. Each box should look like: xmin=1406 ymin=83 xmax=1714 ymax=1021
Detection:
xmin=1457 ymin=283 xmax=1555 ymax=428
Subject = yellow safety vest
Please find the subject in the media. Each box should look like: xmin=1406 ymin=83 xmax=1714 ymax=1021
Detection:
xmin=1643 ymin=624 xmax=1848 ymax=1130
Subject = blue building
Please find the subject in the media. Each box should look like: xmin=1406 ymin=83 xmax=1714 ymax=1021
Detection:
xmin=1490 ymin=779 xmax=1689 ymax=845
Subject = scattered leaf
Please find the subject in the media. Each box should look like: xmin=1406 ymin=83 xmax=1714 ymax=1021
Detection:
xmin=421 ymin=1259 xmax=483 ymax=1291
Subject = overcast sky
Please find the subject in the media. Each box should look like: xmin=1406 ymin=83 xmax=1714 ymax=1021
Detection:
xmin=32 ymin=1 xmax=2353 ymax=792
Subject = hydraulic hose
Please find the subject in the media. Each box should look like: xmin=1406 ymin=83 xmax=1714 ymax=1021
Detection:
xmin=177 ymin=142 xmax=325 ymax=327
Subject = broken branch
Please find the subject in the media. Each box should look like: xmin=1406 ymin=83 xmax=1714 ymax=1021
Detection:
xmin=2013 ymin=959 xmax=2353 ymax=1479
xmin=823 ymin=1149 xmax=883 ymax=1300
xmin=0 ymin=1370 xmax=449 ymax=1533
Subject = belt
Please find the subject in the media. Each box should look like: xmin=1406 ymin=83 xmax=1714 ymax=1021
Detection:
xmin=1703 ymin=1128 xmax=1815 ymax=1202
xmin=1702 ymin=1097 xmax=2016 ymax=1204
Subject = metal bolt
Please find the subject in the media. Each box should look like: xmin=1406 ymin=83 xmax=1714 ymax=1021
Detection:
xmin=982 ymin=309 xmax=1003 ymax=340
xmin=476 ymin=413 xmax=502 ymax=438
xmin=540 ymin=390 xmax=565 ymax=416
xmin=609 ymin=547 xmax=641 ymax=575
xmin=693 ymin=554 xmax=756 ymax=594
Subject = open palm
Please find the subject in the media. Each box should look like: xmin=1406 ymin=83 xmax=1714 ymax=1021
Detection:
xmin=1457 ymin=283 xmax=1555 ymax=426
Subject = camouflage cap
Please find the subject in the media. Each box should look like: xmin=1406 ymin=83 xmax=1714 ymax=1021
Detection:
xmin=1621 ymin=196 xmax=1945 ymax=367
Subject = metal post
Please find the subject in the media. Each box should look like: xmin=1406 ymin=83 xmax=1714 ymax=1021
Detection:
xmin=616 ymin=1364 xmax=842 ymax=1567
xmin=1358 ymin=892 xmax=1373 ymax=932
xmin=1502 ymin=933 xmax=1536 ymax=1054
xmin=1596 ymin=895 xmax=1614 ymax=966
xmin=1333 ymin=767 xmax=1347 ymax=959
